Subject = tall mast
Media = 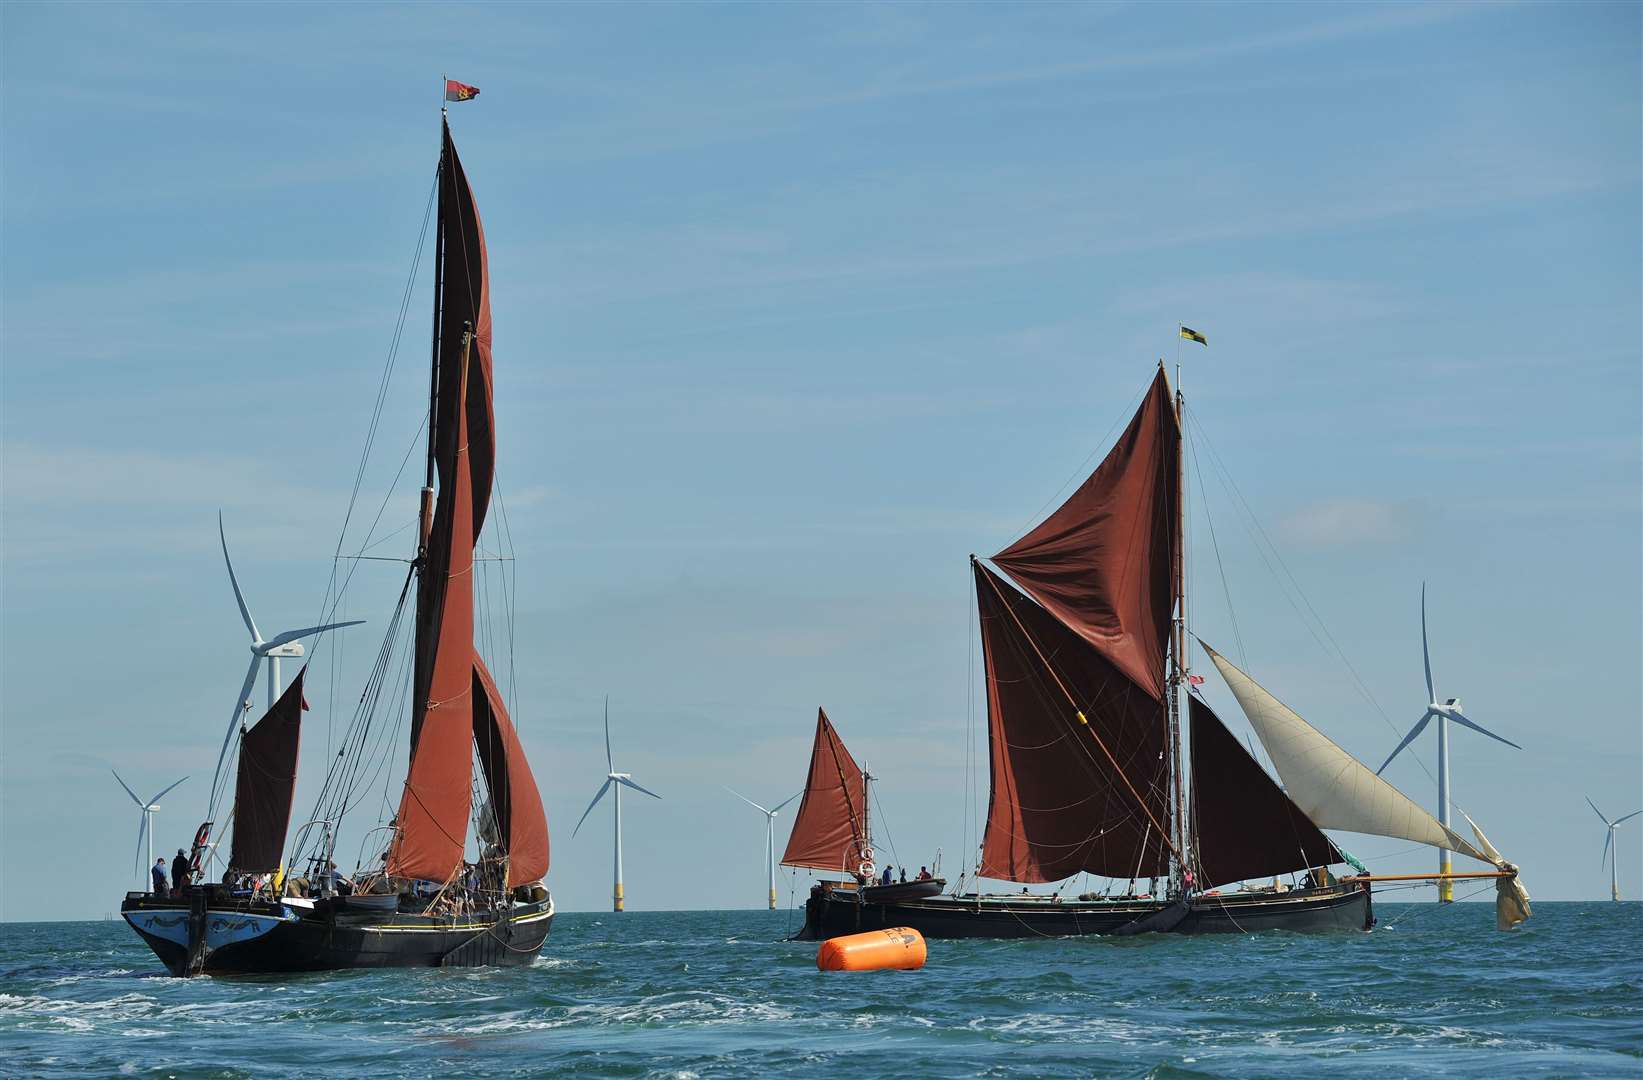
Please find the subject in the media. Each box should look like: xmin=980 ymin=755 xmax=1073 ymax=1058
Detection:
xmin=1168 ymin=361 xmax=1188 ymax=897
xmin=419 ymin=116 xmax=447 ymax=563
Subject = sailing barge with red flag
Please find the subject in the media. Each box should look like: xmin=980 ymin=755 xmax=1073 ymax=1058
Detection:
xmin=795 ymin=366 xmax=1530 ymax=940
xmin=122 ymin=111 xmax=553 ymax=975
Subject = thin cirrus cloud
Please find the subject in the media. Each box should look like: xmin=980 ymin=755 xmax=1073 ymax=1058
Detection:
xmin=1277 ymin=497 xmax=1419 ymax=549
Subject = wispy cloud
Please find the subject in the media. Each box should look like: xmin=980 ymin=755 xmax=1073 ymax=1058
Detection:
xmin=1278 ymin=497 xmax=1420 ymax=548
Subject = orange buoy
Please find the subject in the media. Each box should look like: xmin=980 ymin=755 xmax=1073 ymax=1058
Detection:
xmin=816 ymin=927 xmax=927 ymax=971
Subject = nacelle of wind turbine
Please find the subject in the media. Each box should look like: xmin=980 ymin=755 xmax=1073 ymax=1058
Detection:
xmin=212 ymin=514 xmax=363 ymax=790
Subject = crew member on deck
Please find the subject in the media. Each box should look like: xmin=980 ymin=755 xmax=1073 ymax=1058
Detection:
xmin=881 ymin=866 xmax=893 ymax=886
xmin=171 ymin=849 xmax=191 ymax=894
xmin=151 ymin=858 xmax=167 ymax=896
xmin=918 ymin=866 xmax=932 ymax=881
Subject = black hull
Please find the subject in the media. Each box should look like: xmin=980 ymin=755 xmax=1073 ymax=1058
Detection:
xmin=120 ymin=889 xmax=553 ymax=976
xmin=797 ymin=880 xmax=1372 ymax=940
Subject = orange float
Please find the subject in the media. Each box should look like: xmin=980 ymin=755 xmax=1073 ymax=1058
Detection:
xmin=815 ymin=927 xmax=927 ymax=971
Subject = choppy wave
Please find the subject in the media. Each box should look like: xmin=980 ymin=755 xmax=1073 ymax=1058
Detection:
xmin=1 ymin=904 xmax=1638 ymax=1078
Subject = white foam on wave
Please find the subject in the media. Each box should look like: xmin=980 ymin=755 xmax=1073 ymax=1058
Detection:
xmin=416 ymin=992 xmax=795 ymax=1037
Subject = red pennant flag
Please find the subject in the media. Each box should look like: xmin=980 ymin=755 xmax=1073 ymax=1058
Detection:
xmin=445 ymin=79 xmax=480 ymax=103
xmin=1185 ymin=674 xmax=1205 ymax=686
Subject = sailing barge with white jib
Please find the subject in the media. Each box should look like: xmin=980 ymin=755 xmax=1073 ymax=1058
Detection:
xmin=796 ymin=362 xmax=1531 ymax=940
xmin=122 ymin=97 xmax=554 ymax=975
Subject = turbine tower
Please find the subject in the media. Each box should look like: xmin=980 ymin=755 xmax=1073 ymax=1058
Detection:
xmin=571 ymin=698 xmax=660 ymax=912
xmin=1587 ymin=798 xmax=1642 ymax=901
xmin=212 ymin=514 xmax=363 ymax=779
xmin=725 ymin=787 xmax=799 ymax=910
xmin=112 ymin=770 xmax=187 ymax=888
xmin=1377 ymin=583 xmax=1521 ymax=901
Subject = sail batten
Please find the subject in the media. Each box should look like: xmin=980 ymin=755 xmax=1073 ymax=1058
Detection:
xmin=976 ymin=561 xmax=1170 ymax=883
xmin=782 ymin=709 xmax=868 ymax=873
xmin=1200 ymin=640 xmax=1491 ymax=862
xmin=992 ymin=369 xmax=1179 ymax=700
xmin=229 ymin=668 xmax=306 ymax=873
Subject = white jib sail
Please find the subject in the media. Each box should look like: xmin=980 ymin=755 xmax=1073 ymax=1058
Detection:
xmin=1200 ymin=640 xmax=1491 ymax=864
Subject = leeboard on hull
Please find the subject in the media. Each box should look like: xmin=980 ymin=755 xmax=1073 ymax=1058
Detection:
xmin=121 ymin=890 xmax=554 ymax=976
xmin=797 ymin=880 xmax=1372 ymax=940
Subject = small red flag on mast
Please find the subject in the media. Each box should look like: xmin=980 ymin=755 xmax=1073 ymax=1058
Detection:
xmin=445 ymin=79 xmax=480 ymax=102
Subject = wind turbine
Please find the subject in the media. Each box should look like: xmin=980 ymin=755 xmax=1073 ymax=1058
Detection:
xmin=1377 ymin=583 xmax=1521 ymax=901
xmin=571 ymin=698 xmax=660 ymax=912
xmin=212 ymin=513 xmax=363 ymax=780
xmin=725 ymin=787 xmax=799 ymax=910
xmin=112 ymin=770 xmax=187 ymax=888
xmin=1587 ymin=798 xmax=1642 ymax=901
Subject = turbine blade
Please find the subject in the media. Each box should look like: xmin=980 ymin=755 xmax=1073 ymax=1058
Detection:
xmin=770 ymin=791 xmax=801 ymax=815
xmin=1375 ymin=712 xmax=1433 ymax=776
xmin=724 ymin=786 xmax=771 ymax=815
xmin=571 ymin=779 xmax=612 ymax=838
xmin=1614 ymin=809 xmax=1643 ymax=827
xmin=111 ymin=769 xmax=144 ymax=808
xmin=1447 ymin=710 xmax=1522 ymax=751
xmin=150 ymin=776 xmax=188 ymax=806
xmin=260 ymin=620 xmax=366 ymax=651
xmin=211 ymin=656 xmax=263 ymax=787
xmin=1421 ymin=582 xmax=1435 ymax=703
xmin=1587 ymin=796 xmax=1611 ymax=826
xmin=604 ymin=696 xmax=613 ymax=773
xmin=1602 ymin=828 xmax=1613 ymax=870
xmin=616 ymin=775 xmax=662 ymax=800
xmin=219 ymin=512 xmax=261 ymax=643
xmin=135 ymin=813 xmax=148 ymax=879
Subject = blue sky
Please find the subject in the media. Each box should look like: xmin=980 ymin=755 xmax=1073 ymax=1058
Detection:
xmin=2 ymin=2 xmax=1638 ymax=921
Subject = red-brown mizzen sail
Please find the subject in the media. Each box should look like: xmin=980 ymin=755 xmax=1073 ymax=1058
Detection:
xmin=229 ymin=668 xmax=306 ymax=874
xmin=992 ymin=368 xmax=1179 ymax=701
xmin=389 ymin=118 xmax=497 ymax=883
xmin=473 ymin=655 xmax=549 ymax=884
xmin=1188 ymin=696 xmax=1342 ymax=888
xmin=975 ymin=561 xmax=1170 ymax=883
xmin=781 ymin=708 xmax=869 ymax=873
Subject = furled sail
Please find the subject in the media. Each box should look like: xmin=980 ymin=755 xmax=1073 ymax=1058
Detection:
xmin=782 ymin=709 xmax=869 ymax=873
xmin=1188 ymin=696 xmax=1342 ymax=887
xmin=229 ymin=668 xmax=306 ymax=873
xmin=1200 ymin=641 xmax=1490 ymax=862
xmin=389 ymin=118 xmax=499 ymax=883
xmin=975 ymin=561 xmax=1170 ymax=883
xmin=992 ymin=367 xmax=1179 ymax=700
xmin=472 ymin=655 xmax=549 ymax=885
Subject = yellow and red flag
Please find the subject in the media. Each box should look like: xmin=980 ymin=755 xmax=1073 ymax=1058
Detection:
xmin=445 ymin=79 xmax=480 ymax=103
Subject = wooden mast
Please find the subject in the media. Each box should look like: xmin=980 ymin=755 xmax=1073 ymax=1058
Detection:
xmin=1168 ymin=360 xmax=1188 ymax=898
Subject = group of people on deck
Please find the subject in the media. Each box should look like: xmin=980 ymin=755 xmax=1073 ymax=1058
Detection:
xmin=875 ymin=864 xmax=933 ymax=886
xmin=149 ymin=850 xmax=192 ymax=897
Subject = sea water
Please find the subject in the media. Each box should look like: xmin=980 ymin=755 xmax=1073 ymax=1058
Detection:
xmin=1 ymin=902 xmax=1637 ymax=1078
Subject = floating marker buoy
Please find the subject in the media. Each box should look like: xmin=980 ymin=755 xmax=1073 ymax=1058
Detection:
xmin=816 ymin=927 xmax=926 ymax=971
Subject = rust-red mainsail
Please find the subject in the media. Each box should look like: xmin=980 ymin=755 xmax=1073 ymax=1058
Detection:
xmin=781 ymin=708 xmax=869 ymax=873
xmin=473 ymin=655 xmax=549 ymax=884
xmin=1189 ymin=696 xmax=1341 ymax=887
xmin=229 ymin=668 xmax=306 ymax=873
xmin=389 ymin=118 xmax=501 ymax=883
xmin=975 ymin=561 xmax=1170 ymax=883
xmin=992 ymin=368 xmax=1179 ymax=700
